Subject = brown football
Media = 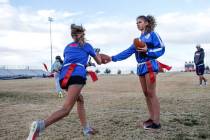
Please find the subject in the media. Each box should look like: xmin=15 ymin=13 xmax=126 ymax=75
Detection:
xmin=133 ymin=38 xmax=146 ymax=49
xmin=99 ymin=53 xmax=110 ymax=64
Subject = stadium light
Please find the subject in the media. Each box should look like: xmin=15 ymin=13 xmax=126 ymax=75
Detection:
xmin=48 ymin=17 xmax=54 ymax=69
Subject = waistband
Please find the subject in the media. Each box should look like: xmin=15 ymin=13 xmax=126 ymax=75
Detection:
xmin=63 ymin=63 xmax=85 ymax=67
xmin=137 ymin=60 xmax=156 ymax=67
xmin=196 ymin=63 xmax=204 ymax=66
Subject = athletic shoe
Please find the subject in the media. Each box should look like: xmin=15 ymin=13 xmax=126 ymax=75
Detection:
xmin=83 ymin=127 xmax=98 ymax=137
xmin=204 ymin=82 xmax=208 ymax=86
xmin=143 ymin=119 xmax=153 ymax=126
xmin=58 ymin=92 xmax=63 ymax=98
xmin=144 ymin=122 xmax=161 ymax=130
xmin=27 ymin=120 xmax=45 ymax=140
xmin=26 ymin=121 xmax=40 ymax=140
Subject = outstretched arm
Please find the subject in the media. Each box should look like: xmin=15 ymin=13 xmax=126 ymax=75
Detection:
xmin=88 ymin=47 xmax=102 ymax=65
xmin=111 ymin=45 xmax=135 ymax=62
xmin=93 ymin=54 xmax=102 ymax=65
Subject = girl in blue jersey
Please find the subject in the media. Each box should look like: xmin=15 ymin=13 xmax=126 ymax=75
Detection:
xmin=27 ymin=24 xmax=102 ymax=140
xmin=111 ymin=15 xmax=165 ymax=129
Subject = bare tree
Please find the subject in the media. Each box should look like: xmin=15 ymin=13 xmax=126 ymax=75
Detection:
xmin=104 ymin=68 xmax=111 ymax=74
xmin=130 ymin=70 xmax=134 ymax=74
xmin=117 ymin=69 xmax=121 ymax=75
xmin=95 ymin=69 xmax=100 ymax=74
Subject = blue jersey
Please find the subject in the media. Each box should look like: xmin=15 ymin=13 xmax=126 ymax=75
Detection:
xmin=112 ymin=31 xmax=165 ymax=75
xmin=59 ymin=42 xmax=96 ymax=80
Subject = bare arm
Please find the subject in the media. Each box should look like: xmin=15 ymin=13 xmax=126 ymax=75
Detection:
xmin=93 ymin=54 xmax=102 ymax=65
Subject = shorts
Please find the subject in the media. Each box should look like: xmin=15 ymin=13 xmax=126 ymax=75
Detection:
xmin=137 ymin=60 xmax=159 ymax=76
xmin=60 ymin=76 xmax=86 ymax=90
xmin=196 ymin=64 xmax=205 ymax=75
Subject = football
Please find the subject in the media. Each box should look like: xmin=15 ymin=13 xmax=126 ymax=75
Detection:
xmin=99 ymin=53 xmax=111 ymax=64
xmin=133 ymin=38 xmax=146 ymax=49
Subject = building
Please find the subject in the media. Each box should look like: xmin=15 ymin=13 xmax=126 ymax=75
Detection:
xmin=184 ymin=61 xmax=195 ymax=72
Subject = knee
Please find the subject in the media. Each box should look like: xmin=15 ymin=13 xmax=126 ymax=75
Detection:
xmin=142 ymin=90 xmax=148 ymax=97
xmin=77 ymin=95 xmax=84 ymax=104
xmin=144 ymin=90 xmax=155 ymax=98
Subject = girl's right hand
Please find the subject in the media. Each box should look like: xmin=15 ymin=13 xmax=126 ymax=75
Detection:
xmin=100 ymin=54 xmax=111 ymax=64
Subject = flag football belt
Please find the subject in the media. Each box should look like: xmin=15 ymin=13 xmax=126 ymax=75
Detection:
xmin=138 ymin=60 xmax=172 ymax=83
xmin=61 ymin=63 xmax=77 ymax=89
xmin=146 ymin=61 xmax=156 ymax=83
xmin=137 ymin=60 xmax=155 ymax=83
xmin=61 ymin=63 xmax=98 ymax=88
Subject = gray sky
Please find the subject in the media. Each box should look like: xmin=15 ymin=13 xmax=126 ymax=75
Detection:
xmin=1 ymin=0 xmax=210 ymax=72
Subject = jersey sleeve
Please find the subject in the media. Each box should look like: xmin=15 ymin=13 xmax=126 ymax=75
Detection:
xmin=146 ymin=32 xmax=165 ymax=58
xmin=112 ymin=44 xmax=135 ymax=62
xmin=85 ymin=43 xmax=97 ymax=57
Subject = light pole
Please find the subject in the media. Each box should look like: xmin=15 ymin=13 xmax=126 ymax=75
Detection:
xmin=48 ymin=17 xmax=53 ymax=68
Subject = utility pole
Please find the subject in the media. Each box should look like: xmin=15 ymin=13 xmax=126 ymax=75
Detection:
xmin=48 ymin=17 xmax=54 ymax=68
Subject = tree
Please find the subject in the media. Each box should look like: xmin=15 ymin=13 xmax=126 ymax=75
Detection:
xmin=117 ymin=69 xmax=121 ymax=75
xmin=206 ymin=66 xmax=209 ymax=71
xmin=130 ymin=70 xmax=134 ymax=74
xmin=95 ymin=69 xmax=100 ymax=74
xmin=205 ymin=66 xmax=209 ymax=73
xmin=104 ymin=68 xmax=111 ymax=74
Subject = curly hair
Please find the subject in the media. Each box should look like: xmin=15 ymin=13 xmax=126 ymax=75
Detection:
xmin=70 ymin=24 xmax=85 ymax=37
xmin=136 ymin=15 xmax=157 ymax=33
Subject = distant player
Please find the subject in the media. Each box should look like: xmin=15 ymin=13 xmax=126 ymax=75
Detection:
xmin=51 ymin=55 xmax=64 ymax=98
xmin=27 ymin=24 xmax=102 ymax=140
xmin=194 ymin=44 xmax=207 ymax=86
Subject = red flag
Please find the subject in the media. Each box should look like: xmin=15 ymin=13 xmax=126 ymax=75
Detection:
xmin=158 ymin=61 xmax=172 ymax=71
xmin=43 ymin=63 xmax=49 ymax=72
xmin=88 ymin=71 xmax=98 ymax=82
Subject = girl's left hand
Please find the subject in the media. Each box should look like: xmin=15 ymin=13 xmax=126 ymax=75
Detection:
xmin=137 ymin=45 xmax=147 ymax=52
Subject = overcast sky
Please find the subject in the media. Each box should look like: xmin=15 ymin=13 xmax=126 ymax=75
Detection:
xmin=0 ymin=0 xmax=210 ymax=73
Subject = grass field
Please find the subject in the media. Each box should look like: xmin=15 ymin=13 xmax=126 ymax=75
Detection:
xmin=0 ymin=72 xmax=210 ymax=140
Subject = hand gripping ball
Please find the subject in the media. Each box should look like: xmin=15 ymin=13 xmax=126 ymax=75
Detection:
xmin=99 ymin=53 xmax=110 ymax=64
xmin=133 ymin=38 xmax=146 ymax=50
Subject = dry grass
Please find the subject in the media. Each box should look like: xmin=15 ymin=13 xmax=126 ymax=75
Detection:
xmin=0 ymin=72 xmax=210 ymax=140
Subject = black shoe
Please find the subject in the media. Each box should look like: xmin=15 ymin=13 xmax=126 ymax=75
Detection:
xmin=144 ymin=122 xmax=161 ymax=130
xmin=143 ymin=119 xmax=153 ymax=126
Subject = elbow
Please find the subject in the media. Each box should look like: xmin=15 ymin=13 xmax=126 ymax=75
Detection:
xmin=97 ymin=61 xmax=102 ymax=65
